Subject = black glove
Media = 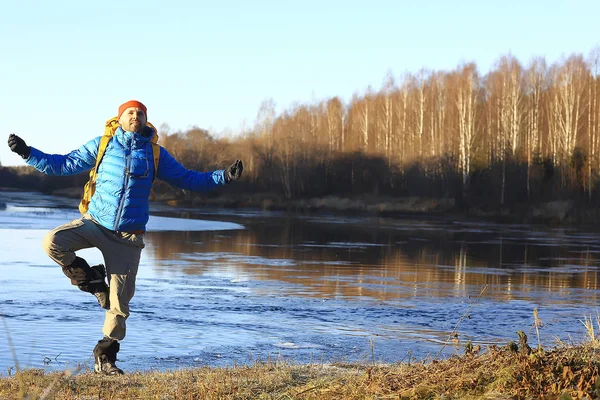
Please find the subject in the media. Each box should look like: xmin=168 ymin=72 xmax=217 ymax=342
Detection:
xmin=224 ymin=160 xmax=243 ymax=183
xmin=8 ymin=134 xmax=31 ymax=159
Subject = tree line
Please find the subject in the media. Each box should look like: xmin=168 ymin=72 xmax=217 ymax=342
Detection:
xmin=2 ymin=47 xmax=600 ymax=212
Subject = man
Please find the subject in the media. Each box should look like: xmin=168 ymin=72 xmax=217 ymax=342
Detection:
xmin=6 ymin=100 xmax=243 ymax=375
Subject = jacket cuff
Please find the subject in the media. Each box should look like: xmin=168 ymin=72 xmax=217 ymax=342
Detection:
xmin=25 ymin=146 xmax=41 ymax=166
xmin=213 ymin=170 xmax=227 ymax=185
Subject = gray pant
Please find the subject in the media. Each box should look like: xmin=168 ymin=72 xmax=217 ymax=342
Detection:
xmin=42 ymin=214 xmax=145 ymax=340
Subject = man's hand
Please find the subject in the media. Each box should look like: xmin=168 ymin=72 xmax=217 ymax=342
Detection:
xmin=224 ymin=160 xmax=243 ymax=183
xmin=7 ymin=134 xmax=30 ymax=159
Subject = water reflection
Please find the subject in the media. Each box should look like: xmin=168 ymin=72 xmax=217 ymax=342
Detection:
xmin=145 ymin=213 xmax=600 ymax=304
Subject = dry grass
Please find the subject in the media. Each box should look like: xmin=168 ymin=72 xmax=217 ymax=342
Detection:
xmin=3 ymin=308 xmax=600 ymax=399
xmin=2 ymin=339 xmax=600 ymax=400
xmin=581 ymin=312 xmax=600 ymax=344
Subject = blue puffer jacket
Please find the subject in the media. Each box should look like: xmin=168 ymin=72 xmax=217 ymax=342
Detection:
xmin=26 ymin=127 xmax=226 ymax=232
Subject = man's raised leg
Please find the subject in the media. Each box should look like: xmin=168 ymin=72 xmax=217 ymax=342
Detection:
xmin=42 ymin=217 xmax=110 ymax=309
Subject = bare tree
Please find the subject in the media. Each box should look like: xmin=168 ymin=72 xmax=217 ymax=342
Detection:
xmin=548 ymin=56 xmax=587 ymax=164
xmin=379 ymin=73 xmax=396 ymax=165
xmin=524 ymin=57 xmax=547 ymax=197
xmin=273 ymin=114 xmax=296 ymax=199
xmin=253 ymin=98 xmax=278 ymax=185
xmin=587 ymin=47 xmax=600 ymax=199
xmin=454 ymin=64 xmax=480 ymax=189
xmin=256 ymin=98 xmax=276 ymax=145
xmin=498 ymin=56 xmax=524 ymax=157
xmin=413 ymin=69 xmax=429 ymax=160
xmin=357 ymin=90 xmax=373 ymax=151
xmin=325 ymin=97 xmax=345 ymax=153
xmin=395 ymin=76 xmax=411 ymax=168
xmin=429 ymin=72 xmax=447 ymax=161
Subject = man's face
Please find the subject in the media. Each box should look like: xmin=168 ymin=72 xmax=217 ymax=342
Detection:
xmin=119 ymin=107 xmax=147 ymax=133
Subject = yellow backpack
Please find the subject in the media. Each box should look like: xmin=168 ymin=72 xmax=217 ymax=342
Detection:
xmin=79 ymin=117 xmax=161 ymax=214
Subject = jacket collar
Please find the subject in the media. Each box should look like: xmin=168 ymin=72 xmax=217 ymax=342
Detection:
xmin=115 ymin=126 xmax=153 ymax=144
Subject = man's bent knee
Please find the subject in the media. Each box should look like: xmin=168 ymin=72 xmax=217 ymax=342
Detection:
xmin=42 ymin=219 xmax=86 ymax=266
xmin=42 ymin=230 xmax=73 ymax=266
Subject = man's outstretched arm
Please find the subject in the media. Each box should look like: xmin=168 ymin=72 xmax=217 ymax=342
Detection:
xmin=157 ymin=147 xmax=243 ymax=191
xmin=7 ymin=134 xmax=100 ymax=176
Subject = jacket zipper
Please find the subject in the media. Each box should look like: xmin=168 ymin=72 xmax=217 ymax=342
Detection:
xmin=114 ymin=137 xmax=133 ymax=231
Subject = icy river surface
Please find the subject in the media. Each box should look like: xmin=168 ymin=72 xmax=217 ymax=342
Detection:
xmin=1 ymin=191 xmax=600 ymax=374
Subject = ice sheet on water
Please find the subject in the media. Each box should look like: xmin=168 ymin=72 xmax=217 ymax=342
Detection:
xmin=147 ymin=215 xmax=242 ymax=231
xmin=0 ymin=205 xmax=243 ymax=231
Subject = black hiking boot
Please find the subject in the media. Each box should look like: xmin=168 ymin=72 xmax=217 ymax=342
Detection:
xmin=93 ymin=337 xmax=124 ymax=375
xmin=62 ymin=257 xmax=110 ymax=309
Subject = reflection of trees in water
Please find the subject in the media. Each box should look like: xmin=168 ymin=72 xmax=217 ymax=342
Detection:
xmin=143 ymin=218 xmax=600 ymax=302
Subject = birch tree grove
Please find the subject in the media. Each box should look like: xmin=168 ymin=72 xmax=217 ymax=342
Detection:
xmin=233 ymin=50 xmax=600 ymax=204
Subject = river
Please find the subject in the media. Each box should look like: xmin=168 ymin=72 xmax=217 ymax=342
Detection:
xmin=1 ymin=191 xmax=599 ymax=374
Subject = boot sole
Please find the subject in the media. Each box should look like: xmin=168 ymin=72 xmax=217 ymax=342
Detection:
xmin=94 ymin=357 xmax=124 ymax=375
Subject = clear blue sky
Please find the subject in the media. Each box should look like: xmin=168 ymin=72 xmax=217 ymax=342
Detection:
xmin=1 ymin=0 xmax=598 ymax=166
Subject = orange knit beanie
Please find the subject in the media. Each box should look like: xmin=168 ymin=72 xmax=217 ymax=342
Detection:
xmin=118 ymin=100 xmax=147 ymax=119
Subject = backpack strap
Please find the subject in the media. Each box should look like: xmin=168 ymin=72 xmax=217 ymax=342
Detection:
xmin=149 ymin=141 xmax=160 ymax=201
xmin=78 ymin=134 xmax=112 ymax=214
xmin=149 ymin=137 xmax=160 ymax=181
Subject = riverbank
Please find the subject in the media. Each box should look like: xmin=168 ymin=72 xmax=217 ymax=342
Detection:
xmin=1 ymin=185 xmax=593 ymax=225
xmin=161 ymin=194 xmax=600 ymax=226
xmin=2 ymin=339 xmax=599 ymax=399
